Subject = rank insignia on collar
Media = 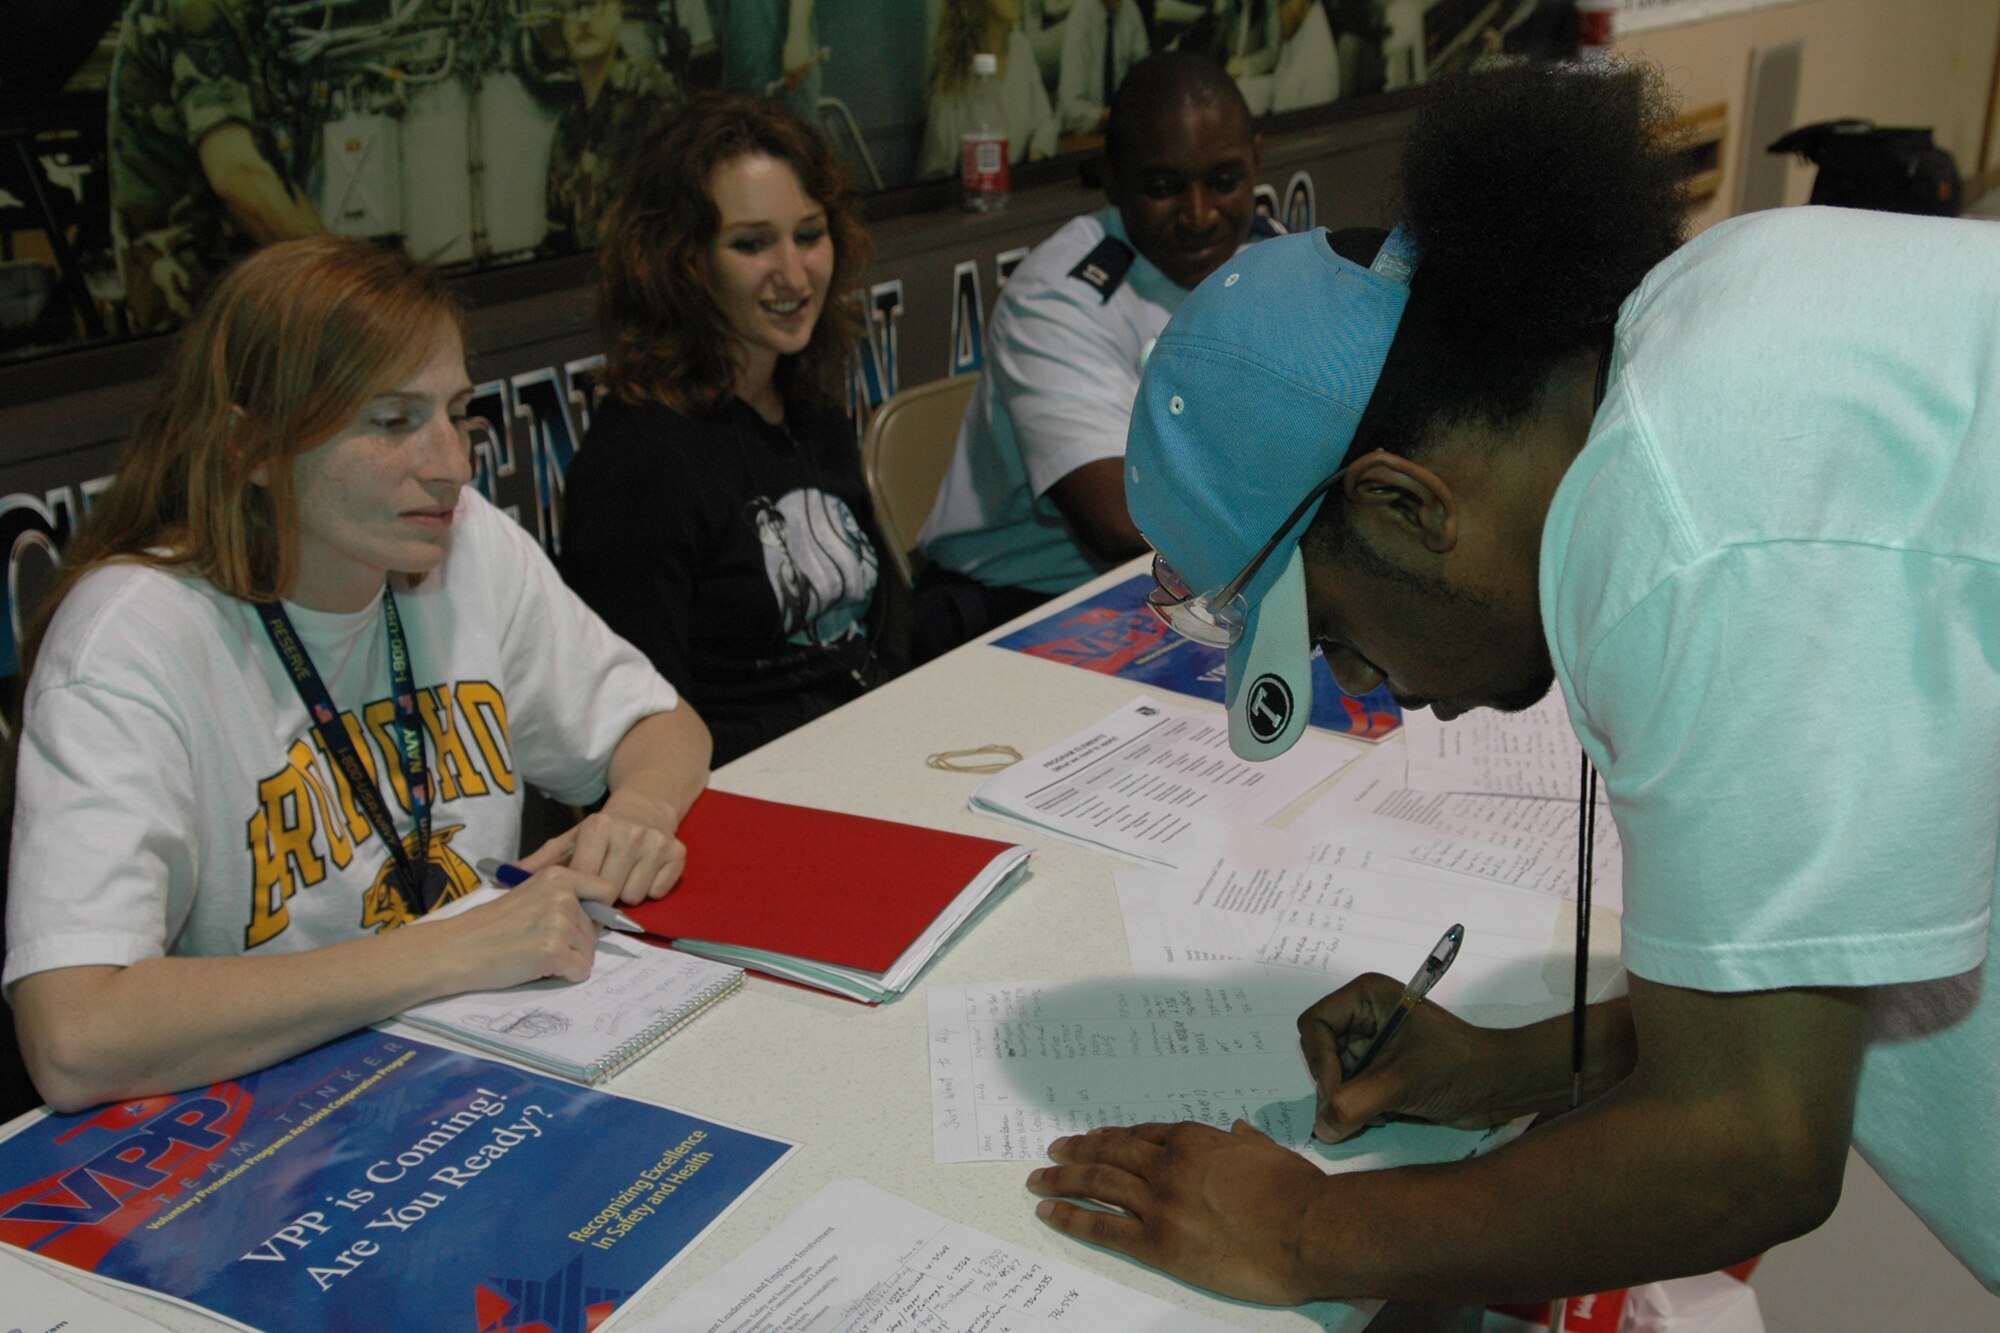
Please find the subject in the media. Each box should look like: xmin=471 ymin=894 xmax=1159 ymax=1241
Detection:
xmin=1068 ymin=236 xmax=1136 ymax=302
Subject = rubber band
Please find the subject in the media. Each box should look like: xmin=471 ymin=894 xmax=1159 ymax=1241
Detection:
xmin=925 ymin=744 xmax=1022 ymax=774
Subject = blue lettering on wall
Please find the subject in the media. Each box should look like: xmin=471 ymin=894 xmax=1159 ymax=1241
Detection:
xmin=0 ymin=487 xmax=90 ymax=682
xmin=462 ymin=355 xmax=605 ymax=553
xmin=562 ymin=356 xmax=605 ymax=439
xmin=846 ymin=279 xmax=906 ymax=445
xmin=949 ymin=260 xmax=985 ymax=377
xmin=508 ymin=366 xmax=583 ymax=556
xmin=1285 ymin=171 xmax=1317 ymax=236
xmin=464 ymin=377 xmax=520 ymax=522
xmin=1253 ymin=183 xmax=1281 ymax=226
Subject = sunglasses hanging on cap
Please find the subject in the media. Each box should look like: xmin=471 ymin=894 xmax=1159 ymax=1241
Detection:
xmin=1145 ymin=465 xmax=1352 ymax=647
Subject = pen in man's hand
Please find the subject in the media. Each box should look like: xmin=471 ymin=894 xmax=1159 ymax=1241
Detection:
xmin=1344 ymin=923 xmax=1464 ymax=1079
xmin=473 ymin=857 xmax=645 ymax=934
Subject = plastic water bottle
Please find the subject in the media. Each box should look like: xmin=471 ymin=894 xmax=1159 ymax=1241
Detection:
xmin=960 ymin=52 xmax=1010 ymax=213
xmin=1574 ymin=0 xmax=1619 ymax=65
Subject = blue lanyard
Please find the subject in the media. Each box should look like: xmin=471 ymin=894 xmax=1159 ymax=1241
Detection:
xmin=256 ymin=588 xmax=435 ymax=919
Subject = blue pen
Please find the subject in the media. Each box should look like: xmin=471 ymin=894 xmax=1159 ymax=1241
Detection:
xmin=474 ymin=857 xmax=645 ymax=934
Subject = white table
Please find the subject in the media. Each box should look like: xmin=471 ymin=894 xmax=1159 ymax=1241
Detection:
xmin=611 ymin=559 xmax=1402 ymax=1331
xmin=9 ymin=560 xmax=1614 ymax=1332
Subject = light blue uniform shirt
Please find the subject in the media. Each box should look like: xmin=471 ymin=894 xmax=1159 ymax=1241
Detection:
xmin=1541 ymin=207 xmax=2000 ymax=1290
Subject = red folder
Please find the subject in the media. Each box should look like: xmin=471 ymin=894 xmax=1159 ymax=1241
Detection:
xmin=626 ymin=789 xmax=1027 ymax=988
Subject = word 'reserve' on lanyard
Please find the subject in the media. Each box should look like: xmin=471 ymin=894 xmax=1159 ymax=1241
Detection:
xmin=256 ymin=587 xmax=440 ymax=920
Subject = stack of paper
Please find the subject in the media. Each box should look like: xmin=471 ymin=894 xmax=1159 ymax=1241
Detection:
xmin=968 ymin=697 xmax=1358 ymax=867
xmin=1401 ymin=691 xmax=1592 ymax=798
xmin=638 ymin=1178 xmax=1245 ymax=1331
xmin=1311 ymin=739 xmax=1623 ymax=908
xmin=0 ymin=1249 xmax=171 ymax=1332
xmin=925 ymin=977 xmax=1526 ymax=1175
xmin=1113 ymin=837 xmax=1566 ymax=1004
xmin=626 ymin=790 xmax=1031 ymax=1004
xmin=937 ymin=701 xmax=1629 ymax=1180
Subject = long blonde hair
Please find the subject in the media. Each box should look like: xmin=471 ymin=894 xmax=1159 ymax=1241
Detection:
xmin=26 ymin=237 xmax=463 ymax=678
xmin=928 ymin=0 xmax=991 ymax=100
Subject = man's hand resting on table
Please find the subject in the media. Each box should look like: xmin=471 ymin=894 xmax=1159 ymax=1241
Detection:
xmin=1023 ymin=977 xmax=1545 ymax=1308
xmin=1027 ymin=1119 xmax=1330 ymax=1306
xmin=1023 ymin=978 xmax=1644 ymax=1307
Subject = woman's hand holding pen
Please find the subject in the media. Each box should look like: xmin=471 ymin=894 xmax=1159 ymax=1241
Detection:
xmin=434 ymin=870 xmax=604 ymax=993
xmin=516 ymin=790 xmax=688 ymax=905
xmin=440 ymin=806 xmax=685 ymax=991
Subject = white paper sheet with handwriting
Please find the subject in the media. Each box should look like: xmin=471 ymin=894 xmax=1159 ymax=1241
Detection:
xmin=1113 ymin=840 xmax=1564 ymax=1008
xmin=634 ymin=1177 xmax=1244 ymax=1333
xmin=1400 ymin=692 xmax=1588 ymax=799
xmin=927 ymin=978 xmax=1523 ymax=1175
xmin=968 ymin=697 xmax=1357 ymax=867
xmin=1313 ymin=742 xmax=1623 ymax=909
xmin=0 ymin=1247 xmax=172 ymax=1333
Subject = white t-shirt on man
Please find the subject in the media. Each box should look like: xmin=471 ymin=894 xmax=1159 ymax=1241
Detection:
xmin=1542 ymin=206 xmax=2000 ymax=1289
xmin=919 ymin=206 xmax=1189 ymax=595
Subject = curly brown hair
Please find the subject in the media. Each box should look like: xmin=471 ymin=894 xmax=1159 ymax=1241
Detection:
xmin=597 ymin=91 xmax=873 ymax=415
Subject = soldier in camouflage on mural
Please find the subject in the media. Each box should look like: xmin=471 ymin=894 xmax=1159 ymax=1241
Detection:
xmin=543 ymin=0 xmax=682 ymax=254
xmin=108 ymin=0 xmax=322 ymax=333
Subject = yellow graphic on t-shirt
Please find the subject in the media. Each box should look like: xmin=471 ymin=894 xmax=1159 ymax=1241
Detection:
xmin=243 ymin=679 xmax=517 ymax=950
xmin=359 ymin=824 xmax=483 ymax=934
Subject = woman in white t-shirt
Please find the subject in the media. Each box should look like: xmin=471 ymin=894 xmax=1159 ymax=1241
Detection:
xmin=5 ymin=236 xmax=711 ymax=1111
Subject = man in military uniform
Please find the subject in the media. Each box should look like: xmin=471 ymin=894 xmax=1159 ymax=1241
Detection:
xmin=717 ymin=0 xmax=821 ymax=118
xmin=914 ymin=52 xmax=1267 ymax=651
xmin=543 ymin=0 xmax=681 ymax=253
xmin=108 ymin=0 xmax=322 ymax=333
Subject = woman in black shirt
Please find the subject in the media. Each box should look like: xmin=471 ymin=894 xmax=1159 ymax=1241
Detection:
xmin=562 ymin=91 xmax=903 ymax=766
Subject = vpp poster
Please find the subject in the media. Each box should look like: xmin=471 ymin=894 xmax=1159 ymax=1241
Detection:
xmin=0 ymin=1030 xmax=792 ymax=1331
xmin=994 ymin=573 xmax=1402 ymax=742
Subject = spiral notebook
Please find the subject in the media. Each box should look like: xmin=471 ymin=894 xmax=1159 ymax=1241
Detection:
xmin=398 ymin=926 xmax=742 ymax=1083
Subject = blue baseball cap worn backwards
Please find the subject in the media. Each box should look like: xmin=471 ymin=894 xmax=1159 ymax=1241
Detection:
xmin=1125 ymin=226 xmax=1420 ymax=761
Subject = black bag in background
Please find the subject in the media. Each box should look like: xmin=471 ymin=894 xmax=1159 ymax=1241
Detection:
xmin=1768 ymin=119 xmax=1963 ymax=217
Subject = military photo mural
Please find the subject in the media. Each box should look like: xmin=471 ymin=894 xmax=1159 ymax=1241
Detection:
xmin=1 ymin=0 xmax=1574 ymax=358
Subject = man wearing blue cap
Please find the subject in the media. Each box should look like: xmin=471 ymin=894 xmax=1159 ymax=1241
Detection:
xmin=915 ymin=51 xmax=1268 ymax=652
xmin=1026 ymin=63 xmax=2000 ymax=1305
